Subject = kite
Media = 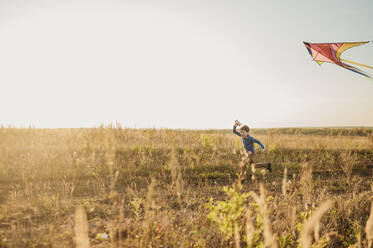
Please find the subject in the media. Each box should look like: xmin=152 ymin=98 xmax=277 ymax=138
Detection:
xmin=303 ymin=41 xmax=373 ymax=79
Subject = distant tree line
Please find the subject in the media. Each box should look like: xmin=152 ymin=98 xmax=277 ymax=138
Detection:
xmin=251 ymin=127 xmax=373 ymax=137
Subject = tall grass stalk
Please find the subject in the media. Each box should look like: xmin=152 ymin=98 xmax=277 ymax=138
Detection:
xmin=245 ymin=209 xmax=255 ymax=247
xmin=234 ymin=222 xmax=241 ymax=248
xmin=251 ymin=184 xmax=278 ymax=248
xmin=366 ymin=202 xmax=373 ymax=248
xmin=300 ymin=162 xmax=313 ymax=209
xmin=300 ymin=200 xmax=333 ymax=248
xmin=340 ymin=150 xmax=357 ymax=187
xmin=282 ymin=167 xmax=288 ymax=195
xmin=74 ymin=206 xmax=90 ymax=248
xmin=169 ymin=147 xmax=184 ymax=199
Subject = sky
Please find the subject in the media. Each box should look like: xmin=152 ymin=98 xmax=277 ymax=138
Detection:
xmin=0 ymin=0 xmax=373 ymax=129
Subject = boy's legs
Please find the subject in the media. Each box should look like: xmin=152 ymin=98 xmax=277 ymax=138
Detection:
xmin=240 ymin=151 xmax=272 ymax=180
xmin=239 ymin=152 xmax=254 ymax=179
xmin=250 ymin=152 xmax=272 ymax=172
xmin=248 ymin=152 xmax=255 ymax=166
xmin=255 ymin=162 xmax=270 ymax=168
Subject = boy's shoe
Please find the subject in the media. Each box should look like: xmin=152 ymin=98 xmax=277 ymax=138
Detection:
xmin=267 ymin=163 xmax=272 ymax=172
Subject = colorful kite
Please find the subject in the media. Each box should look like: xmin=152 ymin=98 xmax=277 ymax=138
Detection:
xmin=303 ymin=41 xmax=373 ymax=79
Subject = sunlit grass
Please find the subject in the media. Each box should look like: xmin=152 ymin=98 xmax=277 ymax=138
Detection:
xmin=0 ymin=126 xmax=372 ymax=247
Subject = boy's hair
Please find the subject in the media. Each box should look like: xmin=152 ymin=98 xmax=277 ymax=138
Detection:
xmin=240 ymin=125 xmax=250 ymax=133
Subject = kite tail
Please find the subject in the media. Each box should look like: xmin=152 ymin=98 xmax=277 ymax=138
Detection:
xmin=342 ymin=41 xmax=373 ymax=80
xmin=340 ymin=59 xmax=373 ymax=70
xmin=341 ymin=63 xmax=373 ymax=80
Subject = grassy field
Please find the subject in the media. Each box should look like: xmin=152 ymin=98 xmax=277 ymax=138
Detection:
xmin=0 ymin=126 xmax=373 ymax=247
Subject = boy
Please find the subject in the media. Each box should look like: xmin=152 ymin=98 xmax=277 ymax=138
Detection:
xmin=233 ymin=121 xmax=272 ymax=172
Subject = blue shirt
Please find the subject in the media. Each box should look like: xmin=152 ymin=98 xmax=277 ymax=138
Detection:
xmin=233 ymin=126 xmax=265 ymax=153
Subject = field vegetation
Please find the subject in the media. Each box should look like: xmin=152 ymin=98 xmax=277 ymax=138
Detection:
xmin=0 ymin=125 xmax=373 ymax=247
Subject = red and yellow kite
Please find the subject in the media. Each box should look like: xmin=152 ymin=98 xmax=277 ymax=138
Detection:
xmin=303 ymin=41 xmax=373 ymax=79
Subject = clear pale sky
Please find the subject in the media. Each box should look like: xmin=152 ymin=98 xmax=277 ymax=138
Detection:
xmin=1 ymin=0 xmax=372 ymax=129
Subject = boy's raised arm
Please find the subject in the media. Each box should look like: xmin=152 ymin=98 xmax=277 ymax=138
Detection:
xmin=233 ymin=125 xmax=241 ymax=137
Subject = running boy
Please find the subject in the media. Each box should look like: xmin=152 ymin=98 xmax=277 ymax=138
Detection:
xmin=233 ymin=121 xmax=272 ymax=172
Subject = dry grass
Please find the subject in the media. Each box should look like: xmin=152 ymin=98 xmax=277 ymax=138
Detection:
xmin=0 ymin=126 xmax=372 ymax=247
